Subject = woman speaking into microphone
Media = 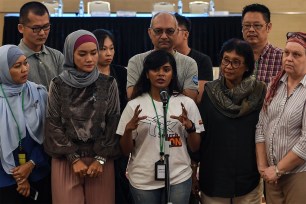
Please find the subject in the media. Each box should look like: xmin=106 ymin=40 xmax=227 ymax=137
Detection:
xmin=116 ymin=49 xmax=204 ymax=204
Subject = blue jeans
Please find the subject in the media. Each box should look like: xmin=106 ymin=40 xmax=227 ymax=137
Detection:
xmin=130 ymin=177 xmax=192 ymax=204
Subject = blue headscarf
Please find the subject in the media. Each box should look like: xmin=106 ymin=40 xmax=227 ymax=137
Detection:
xmin=0 ymin=45 xmax=47 ymax=174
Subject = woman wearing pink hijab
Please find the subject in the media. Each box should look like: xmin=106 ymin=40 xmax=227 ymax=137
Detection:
xmin=256 ymin=32 xmax=306 ymax=204
xmin=44 ymin=30 xmax=120 ymax=204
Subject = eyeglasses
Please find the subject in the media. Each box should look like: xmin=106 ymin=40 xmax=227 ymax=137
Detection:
xmin=24 ymin=24 xmax=51 ymax=33
xmin=151 ymin=28 xmax=176 ymax=36
xmin=178 ymin=29 xmax=187 ymax=32
xmin=221 ymin=58 xmax=243 ymax=69
xmin=286 ymin=32 xmax=306 ymax=41
xmin=242 ymin=23 xmax=267 ymax=31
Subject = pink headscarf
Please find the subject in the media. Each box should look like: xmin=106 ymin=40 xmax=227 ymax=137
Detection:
xmin=74 ymin=34 xmax=98 ymax=52
xmin=286 ymin=32 xmax=306 ymax=49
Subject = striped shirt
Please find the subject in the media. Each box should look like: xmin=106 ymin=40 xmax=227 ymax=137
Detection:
xmin=254 ymin=43 xmax=283 ymax=84
xmin=256 ymin=73 xmax=306 ymax=174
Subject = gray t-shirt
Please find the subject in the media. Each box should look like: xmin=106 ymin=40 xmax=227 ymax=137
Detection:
xmin=19 ymin=39 xmax=64 ymax=90
xmin=127 ymin=50 xmax=198 ymax=90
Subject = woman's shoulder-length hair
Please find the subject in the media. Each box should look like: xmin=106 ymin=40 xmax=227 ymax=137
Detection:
xmin=131 ymin=50 xmax=181 ymax=99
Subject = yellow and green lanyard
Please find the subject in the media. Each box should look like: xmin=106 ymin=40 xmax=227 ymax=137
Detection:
xmin=0 ymin=84 xmax=26 ymax=164
xmin=150 ymin=95 xmax=169 ymax=161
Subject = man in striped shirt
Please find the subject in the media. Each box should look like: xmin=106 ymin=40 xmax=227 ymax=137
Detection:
xmin=242 ymin=4 xmax=282 ymax=84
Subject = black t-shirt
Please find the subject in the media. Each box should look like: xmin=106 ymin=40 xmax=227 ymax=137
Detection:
xmin=188 ymin=49 xmax=213 ymax=81
xmin=110 ymin=64 xmax=127 ymax=113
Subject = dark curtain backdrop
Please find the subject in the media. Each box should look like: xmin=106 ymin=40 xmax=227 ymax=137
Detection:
xmin=3 ymin=16 xmax=242 ymax=66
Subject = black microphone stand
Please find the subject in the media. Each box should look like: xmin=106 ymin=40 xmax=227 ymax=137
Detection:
xmin=162 ymin=100 xmax=171 ymax=204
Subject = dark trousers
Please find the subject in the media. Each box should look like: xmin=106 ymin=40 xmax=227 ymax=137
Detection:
xmin=114 ymin=156 xmax=134 ymax=204
xmin=0 ymin=174 xmax=51 ymax=204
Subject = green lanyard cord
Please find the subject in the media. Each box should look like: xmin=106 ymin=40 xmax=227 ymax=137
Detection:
xmin=0 ymin=84 xmax=24 ymax=149
xmin=150 ymin=94 xmax=169 ymax=159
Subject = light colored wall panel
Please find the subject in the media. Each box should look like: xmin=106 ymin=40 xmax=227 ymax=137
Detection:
xmin=269 ymin=13 xmax=306 ymax=49
xmin=1 ymin=0 xmax=306 ymax=13
xmin=216 ymin=0 xmax=306 ymax=12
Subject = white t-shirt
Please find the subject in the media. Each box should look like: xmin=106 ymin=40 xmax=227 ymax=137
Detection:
xmin=116 ymin=93 xmax=204 ymax=190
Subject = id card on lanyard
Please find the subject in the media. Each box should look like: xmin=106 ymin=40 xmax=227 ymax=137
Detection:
xmin=150 ymin=94 xmax=169 ymax=181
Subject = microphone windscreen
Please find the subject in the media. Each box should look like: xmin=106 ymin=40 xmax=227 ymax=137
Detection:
xmin=160 ymin=89 xmax=169 ymax=103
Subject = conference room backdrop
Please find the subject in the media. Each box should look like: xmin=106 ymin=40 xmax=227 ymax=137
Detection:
xmin=3 ymin=15 xmax=242 ymax=66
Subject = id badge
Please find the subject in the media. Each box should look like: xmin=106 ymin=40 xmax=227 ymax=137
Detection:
xmin=155 ymin=160 xmax=165 ymax=181
xmin=18 ymin=149 xmax=27 ymax=165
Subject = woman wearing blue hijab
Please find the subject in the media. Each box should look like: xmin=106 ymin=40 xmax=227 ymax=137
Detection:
xmin=0 ymin=45 xmax=51 ymax=203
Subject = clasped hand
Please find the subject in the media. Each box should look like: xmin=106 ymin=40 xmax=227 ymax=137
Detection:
xmin=11 ymin=162 xmax=34 ymax=197
xmin=11 ymin=161 xmax=34 ymax=185
xmin=260 ymin=166 xmax=279 ymax=184
xmin=72 ymin=159 xmax=104 ymax=178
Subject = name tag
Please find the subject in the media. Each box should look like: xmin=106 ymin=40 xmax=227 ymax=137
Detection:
xmin=155 ymin=160 xmax=165 ymax=181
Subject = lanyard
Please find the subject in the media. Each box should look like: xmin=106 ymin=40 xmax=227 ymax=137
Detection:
xmin=150 ymin=94 xmax=169 ymax=160
xmin=0 ymin=84 xmax=25 ymax=149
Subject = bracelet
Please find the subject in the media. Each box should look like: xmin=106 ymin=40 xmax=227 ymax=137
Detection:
xmin=94 ymin=156 xmax=107 ymax=165
xmin=72 ymin=158 xmax=80 ymax=165
xmin=186 ymin=120 xmax=196 ymax=134
xmin=67 ymin=153 xmax=80 ymax=163
xmin=28 ymin=160 xmax=36 ymax=166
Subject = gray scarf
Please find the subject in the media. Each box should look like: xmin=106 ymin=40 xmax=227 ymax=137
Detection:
xmin=205 ymin=76 xmax=266 ymax=118
xmin=59 ymin=30 xmax=99 ymax=88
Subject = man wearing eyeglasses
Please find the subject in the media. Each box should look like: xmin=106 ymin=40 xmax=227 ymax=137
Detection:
xmin=242 ymin=3 xmax=282 ymax=84
xmin=17 ymin=1 xmax=64 ymax=90
xmin=126 ymin=12 xmax=198 ymax=101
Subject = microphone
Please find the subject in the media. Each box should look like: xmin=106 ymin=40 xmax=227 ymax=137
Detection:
xmin=160 ymin=89 xmax=169 ymax=104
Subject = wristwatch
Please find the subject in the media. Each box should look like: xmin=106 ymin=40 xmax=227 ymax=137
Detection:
xmin=275 ymin=165 xmax=283 ymax=177
xmin=94 ymin=156 xmax=106 ymax=165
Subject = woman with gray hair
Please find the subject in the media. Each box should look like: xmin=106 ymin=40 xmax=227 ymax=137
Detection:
xmin=44 ymin=30 xmax=120 ymax=204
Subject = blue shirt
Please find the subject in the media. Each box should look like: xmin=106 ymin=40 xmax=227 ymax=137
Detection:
xmin=0 ymin=130 xmax=50 ymax=188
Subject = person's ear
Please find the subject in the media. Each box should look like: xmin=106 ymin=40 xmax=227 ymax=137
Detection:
xmin=148 ymin=28 xmax=153 ymax=40
xmin=18 ymin=24 xmax=24 ymax=34
xmin=266 ymin=22 xmax=272 ymax=33
xmin=184 ymin=31 xmax=189 ymax=40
